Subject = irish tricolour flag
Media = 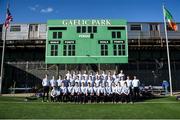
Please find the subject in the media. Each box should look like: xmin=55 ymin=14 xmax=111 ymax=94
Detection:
xmin=164 ymin=7 xmax=177 ymax=31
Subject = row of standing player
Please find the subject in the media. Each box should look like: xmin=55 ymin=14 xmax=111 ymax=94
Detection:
xmin=42 ymin=70 xmax=141 ymax=103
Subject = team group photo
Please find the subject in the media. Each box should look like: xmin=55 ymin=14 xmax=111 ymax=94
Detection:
xmin=0 ymin=0 xmax=180 ymax=119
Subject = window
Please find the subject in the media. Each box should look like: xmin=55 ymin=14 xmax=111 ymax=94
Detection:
xmin=51 ymin=45 xmax=58 ymax=56
xmin=77 ymin=26 xmax=81 ymax=33
xmin=93 ymin=26 xmax=97 ymax=33
xmin=112 ymin=31 xmax=121 ymax=38
xmin=112 ymin=32 xmax=116 ymax=38
xmin=82 ymin=26 xmax=86 ymax=33
xmin=53 ymin=32 xmax=57 ymax=39
xmin=10 ymin=25 xmax=21 ymax=32
xmin=130 ymin=25 xmax=141 ymax=31
xmin=101 ymin=44 xmax=108 ymax=56
xmin=29 ymin=24 xmax=38 ymax=31
xmin=76 ymin=26 xmax=97 ymax=33
xmin=88 ymin=26 xmax=92 ymax=33
xmin=52 ymin=32 xmax=62 ymax=39
xmin=63 ymin=44 xmax=75 ymax=56
xmin=113 ymin=43 xmax=126 ymax=56
xmin=150 ymin=24 xmax=159 ymax=31
xmin=58 ymin=32 xmax=62 ymax=38
xmin=35 ymin=25 xmax=38 ymax=31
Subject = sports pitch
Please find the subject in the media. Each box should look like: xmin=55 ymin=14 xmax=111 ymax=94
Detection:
xmin=0 ymin=96 xmax=180 ymax=119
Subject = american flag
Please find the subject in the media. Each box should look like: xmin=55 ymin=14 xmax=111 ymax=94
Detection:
xmin=4 ymin=5 xmax=13 ymax=29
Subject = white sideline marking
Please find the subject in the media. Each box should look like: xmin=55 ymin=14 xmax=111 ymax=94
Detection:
xmin=0 ymin=101 xmax=180 ymax=104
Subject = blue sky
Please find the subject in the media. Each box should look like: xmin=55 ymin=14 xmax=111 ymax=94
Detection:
xmin=0 ymin=0 xmax=179 ymax=23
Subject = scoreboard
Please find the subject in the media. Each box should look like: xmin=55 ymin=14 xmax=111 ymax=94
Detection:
xmin=46 ymin=19 xmax=128 ymax=64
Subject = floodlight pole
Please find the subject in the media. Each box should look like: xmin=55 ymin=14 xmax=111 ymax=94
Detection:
xmin=0 ymin=27 xmax=7 ymax=94
xmin=163 ymin=5 xmax=173 ymax=96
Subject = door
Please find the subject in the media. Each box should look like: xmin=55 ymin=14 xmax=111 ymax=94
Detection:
xmin=29 ymin=24 xmax=38 ymax=39
xmin=150 ymin=24 xmax=160 ymax=38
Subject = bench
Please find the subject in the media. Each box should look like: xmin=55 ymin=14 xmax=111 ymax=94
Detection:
xmin=9 ymin=88 xmax=32 ymax=93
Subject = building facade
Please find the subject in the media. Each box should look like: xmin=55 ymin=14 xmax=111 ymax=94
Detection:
xmin=0 ymin=21 xmax=180 ymax=92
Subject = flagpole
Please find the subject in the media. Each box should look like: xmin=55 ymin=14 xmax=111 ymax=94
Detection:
xmin=0 ymin=27 xmax=7 ymax=95
xmin=163 ymin=5 xmax=173 ymax=96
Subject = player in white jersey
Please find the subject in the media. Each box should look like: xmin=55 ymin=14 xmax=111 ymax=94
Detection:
xmin=77 ymin=71 xmax=82 ymax=80
xmin=80 ymin=82 xmax=87 ymax=104
xmin=105 ymin=82 xmax=112 ymax=102
xmin=75 ymin=76 xmax=81 ymax=86
xmin=95 ymin=71 xmax=100 ymax=79
xmin=117 ymin=82 xmax=122 ymax=102
xmin=95 ymin=76 xmax=101 ymax=87
xmin=87 ymin=76 xmax=93 ymax=87
xmin=57 ymin=75 xmax=63 ymax=89
xmin=118 ymin=70 xmax=125 ymax=80
xmin=121 ymin=82 xmax=130 ymax=103
xmin=132 ymin=76 xmax=140 ymax=101
xmin=112 ymin=71 xmax=117 ymax=80
xmin=50 ymin=76 xmax=57 ymax=89
xmin=98 ymin=83 xmax=106 ymax=103
xmin=101 ymin=70 xmax=107 ymax=81
xmin=126 ymin=76 xmax=133 ymax=102
xmin=114 ymin=75 xmax=120 ymax=86
xmin=86 ymin=82 xmax=94 ymax=103
xmin=42 ymin=74 xmax=50 ymax=102
xmin=106 ymin=76 xmax=114 ymax=87
xmin=72 ymin=82 xmax=81 ymax=103
xmin=93 ymin=83 xmax=98 ymax=103
xmin=67 ymin=83 xmax=73 ymax=102
xmin=81 ymin=76 xmax=86 ymax=86
xmin=120 ymin=77 xmax=126 ymax=87
xmin=61 ymin=82 xmax=68 ymax=102
xmin=89 ymin=71 xmax=95 ymax=81
xmin=65 ymin=70 xmax=72 ymax=81
xmin=107 ymin=71 xmax=111 ymax=78
xmin=82 ymin=70 xmax=88 ymax=81
xmin=70 ymin=71 xmax=76 ymax=86
xmin=50 ymin=87 xmax=58 ymax=102
xmin=111 ymin=82 xmax=118 ymax=103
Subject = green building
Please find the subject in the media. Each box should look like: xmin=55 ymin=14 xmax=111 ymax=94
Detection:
xmin=46 ymin=19 xmax=128 ymax=64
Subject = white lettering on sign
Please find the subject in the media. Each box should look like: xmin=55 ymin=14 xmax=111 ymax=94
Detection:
xmin=98 ymin=40 xmax=110 ymax=44
xmin=62 ymin=20 xmax=111 ymax=26
xmin=49 ymin=41 xmax=60 ymax=44
xmin=79 ymin=34 xmax=90 ymax=38
xmin=113 ymin=40 xmax=124 ymax=44
xmin=64 ymin=40 xmax=75 ymax=44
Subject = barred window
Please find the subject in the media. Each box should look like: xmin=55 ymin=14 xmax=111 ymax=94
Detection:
xmin=53 ymin=32 xmax=62 ymax=39
xmin=51 ymin=45 xmax=58 ymax=56
xmin=112 ymin=31 xmax=121 ymax=38
xmin=10 ymin=25 xmax=21 ymax=32
xmin=113 ymin=43 xmax=126 ymax=56
xmin=63 ymin=44 xmax=75 ymax=56
xmin=101 ymin=44 xmax=108 ymax=56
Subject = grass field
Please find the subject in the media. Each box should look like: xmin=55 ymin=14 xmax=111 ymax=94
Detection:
xmin=0 ymin=96 xmax=180 ymax=119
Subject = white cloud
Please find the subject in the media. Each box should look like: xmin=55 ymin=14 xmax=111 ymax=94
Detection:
xmin=29 ymin=4 xmax=39 ymax=11
xmin=29 ymin=7 xmax=36 ymax=11
xmin=40 ymin=7 xmax=54 ymax=13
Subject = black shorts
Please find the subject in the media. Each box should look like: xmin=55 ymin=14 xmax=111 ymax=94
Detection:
xmin=43 ymin=86 xmax=49 ymax=92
